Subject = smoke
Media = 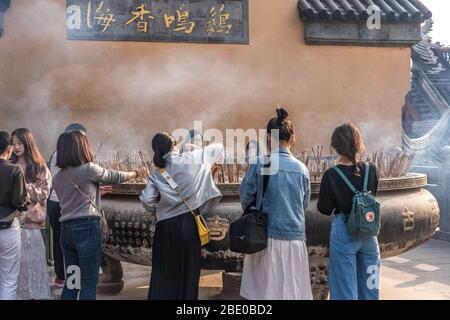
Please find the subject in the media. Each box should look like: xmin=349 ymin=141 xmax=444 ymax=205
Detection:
xmin=0 ymin=0 xmax=410 ymax=163
xmin=0 ymin=0 xmax=264 ymax=159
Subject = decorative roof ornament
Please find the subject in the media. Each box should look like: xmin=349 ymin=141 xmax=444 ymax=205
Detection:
xmin=421 ymin=19 xmax=433 ymax=43
xmin=403 ymin=19 xmax=450 ymax=156
xmin=412 ymin=19 xmax=446 ymax=75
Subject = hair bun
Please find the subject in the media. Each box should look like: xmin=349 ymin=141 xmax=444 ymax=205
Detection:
xmin=276 ymin=107 xmax=289 ymax=122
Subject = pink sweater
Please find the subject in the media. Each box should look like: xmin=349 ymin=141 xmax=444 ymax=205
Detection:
xmin=23 ymin=167 xmax=51 ymax=229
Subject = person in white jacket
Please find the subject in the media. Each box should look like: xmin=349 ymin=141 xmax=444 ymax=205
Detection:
xmin=140 ymin=132 xmax=224 ymax=300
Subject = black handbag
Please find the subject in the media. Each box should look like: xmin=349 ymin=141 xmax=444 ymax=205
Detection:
xmin=230 ymin=160 xmax=270 ymax=254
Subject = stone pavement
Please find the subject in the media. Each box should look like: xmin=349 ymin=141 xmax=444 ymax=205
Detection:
xmin=381 ymin=239 xmax=450 ymax=299
xmin=50 ymin=239 xmax=450 ymax=300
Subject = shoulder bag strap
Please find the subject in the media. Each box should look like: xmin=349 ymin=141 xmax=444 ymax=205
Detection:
xmin=333 ymin=166 xmax=358 ymax=194
xmin=244 ymin=156 xmax=271 ymax=212
xmin=62 ymin=169 xmax=102 ymax=214
xmin=258 ymin=157 xmax=271 ymax=211
xmin=363 ymin=162 xmax=370 ymax=192
xmin=48 ymin=152 xmax=56 ymax=198
xmin=158 ymin=168 xmax=198 ymax=217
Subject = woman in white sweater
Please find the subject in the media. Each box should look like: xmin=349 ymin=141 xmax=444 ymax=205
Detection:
xmin=140 ymin=132 xmax=224 ymax=300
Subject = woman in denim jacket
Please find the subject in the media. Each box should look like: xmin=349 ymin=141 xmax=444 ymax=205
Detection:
xmin=239 ymin=108 xmax=313 ymax=300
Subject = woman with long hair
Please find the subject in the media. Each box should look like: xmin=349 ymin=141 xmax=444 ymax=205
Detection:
xmin=317 ymin=123 xmax=380 ymax=300
xmin=140 ymin=132 xmax=224 ymax=300
xmin=52 ymin=131 xmax=142 ymax=300
xmin=239 ymin=107 xmax=313 ymax=300
xmin=11 ymin=128 xmax=51 ymax=300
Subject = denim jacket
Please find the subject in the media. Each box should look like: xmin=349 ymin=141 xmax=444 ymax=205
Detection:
xmin=239 ymin=147 xmax=310 ymax=240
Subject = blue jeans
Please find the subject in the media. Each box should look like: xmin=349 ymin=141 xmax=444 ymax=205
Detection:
xmin=60 ymin=217 xmax=101 ymax=300
xmin=329 ymin=214 xmax=380 ymax=300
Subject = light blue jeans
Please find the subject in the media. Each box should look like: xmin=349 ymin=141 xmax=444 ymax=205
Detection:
xmin=329 ymin=214 xmax=380 ymax=300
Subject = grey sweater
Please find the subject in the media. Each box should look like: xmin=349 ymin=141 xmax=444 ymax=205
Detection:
xmin=53 ymin=162 xmax=133 ymax=223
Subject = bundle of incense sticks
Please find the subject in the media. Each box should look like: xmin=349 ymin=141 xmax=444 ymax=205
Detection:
xmin=212 ymin=163 xmax=244 ymax=183
xmin=310 ymin=145 xmax=324 ymax=182
xmin=366 ymin=148 xmax=415 ymax=178
xmin=98 ymin=147 xmax=415 ymax=184
xmin=98 ymin=150 xmax=151 ymax=183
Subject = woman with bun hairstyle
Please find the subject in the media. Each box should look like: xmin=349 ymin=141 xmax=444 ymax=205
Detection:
xmin=239 ymin=107 xmax=313 ymax=300
xmin=140 ymin=132 xmax=225 ymax=300
xmin=317 ymin=123 xmax=380 ymax=300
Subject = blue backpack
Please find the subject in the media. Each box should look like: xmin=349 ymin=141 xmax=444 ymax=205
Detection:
xmin=333 ymin=163 xmax=381 ymax=241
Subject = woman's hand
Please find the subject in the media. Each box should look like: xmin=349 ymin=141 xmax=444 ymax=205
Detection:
xmin=131 ymin=167 xmax=149 ymax=180
xmin=25 ymin=183 xmax=34 ymax=193
xmin=138 ymin=167 xmax=150 ymax=178
xmin=100 ymin=185 xmax=113 ymax=196
xmin=18 ymin=211 xmax=27 ymax=226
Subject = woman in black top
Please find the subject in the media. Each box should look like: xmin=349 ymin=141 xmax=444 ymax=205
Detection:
xmin=0 ymin=131 xmax=28 ymax=300
xmin=317 ymin=123 xmax=380 ymax=300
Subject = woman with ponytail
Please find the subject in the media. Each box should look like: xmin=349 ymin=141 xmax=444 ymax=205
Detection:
xmin=317 ymin=123 xmax=380 ymax=300
xmin=140 ymin=132 xmax=224 ymax=300
xmin=239 ymin=107 xmax=313 ymax=300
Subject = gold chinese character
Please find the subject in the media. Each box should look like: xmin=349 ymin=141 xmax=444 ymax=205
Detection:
xmin=164 ymin=14 xmax=175 ymax=28
xmin=125 ymin=4 xmax=155 ymax=33
xmin=173 ymin=8 xmax=196 ymax=34
xmin=94 ymin=10 xmax=116 ymax=32
xmin=207 ymin=7 xmax=217 ymax=34
xmin=87 ymin=1 xmax=116 ymax=32
xmin=136 ymin=21 xmax=148 ymax=33
xmin=207 ymin=4 xmax=232 ymax=34
xmin=219 ymin=4 xmax=232 ymax=33
xmin=87 ymin=1 xmax=93 ymax=29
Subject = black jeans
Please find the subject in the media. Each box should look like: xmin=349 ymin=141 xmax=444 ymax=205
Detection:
xmin=47 ymin=199 xmax=65 ymax=280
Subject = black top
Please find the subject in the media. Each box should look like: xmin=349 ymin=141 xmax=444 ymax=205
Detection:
xmin=317 ymin=162 xmax=379 ymax=216
xmin=0 ymin=159 xmax=29 ymax=219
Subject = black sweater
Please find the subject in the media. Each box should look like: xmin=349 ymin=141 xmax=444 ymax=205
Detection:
xmin=0 ymin=159 xmax=29 ymax=219
xmin=317 ymin=162 xmax=379 ymax=216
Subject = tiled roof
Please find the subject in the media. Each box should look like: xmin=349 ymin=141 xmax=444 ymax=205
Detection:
xmin=0 ymin=0 xmax=10 ymax=10
xmin=298 ymin=0 xmax=432 ymax=22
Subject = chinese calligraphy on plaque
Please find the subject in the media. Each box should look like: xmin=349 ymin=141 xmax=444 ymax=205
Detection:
xmin=66 ymin=0 xmax=249 ymax=44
